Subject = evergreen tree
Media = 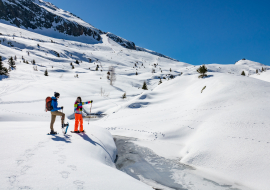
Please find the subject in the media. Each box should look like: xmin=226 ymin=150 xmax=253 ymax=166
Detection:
xmin=136 ymin=72 xmax=138 ymax=75
xmin=75 ymin=60 xmax=80 ymax=64
xmin=96 ymin=65 xmax=99 ymax=71
xmin=158 ymin=78 xmax=162 ymax=85
xmin=14 ymin=55 xmax=17 ymax=60
xmin=122 ymin=92 xmax=126 ymax=99
xmin=8 ymin=56 xmax=16 ymax=69
xmin=170 ymin=68 xmax=172 ymax=72
xmin=262 ymin=67 xmax=264 ymax=72
xmin=44 ymin=69 xmax=48 ymax=76
xmin=32 ymin=59 xmax=36 ymax=65
xmin=256 ymin=69 xmax=258 ymax=74
xmin=142 ymin=81 xmax=148 ymax=90
xmin=241 ymin=71 xmax=245 ymax=76
xmin=0 ymin=56 xmax=8 ymax=76
xmin=197 ymin=65 xmax=208 ymax=78
xmin=72 ymin=65 xmax=74 ymax=69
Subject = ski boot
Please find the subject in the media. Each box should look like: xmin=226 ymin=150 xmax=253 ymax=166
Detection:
xmin=50 ymin=130 xmax=57 ymax=135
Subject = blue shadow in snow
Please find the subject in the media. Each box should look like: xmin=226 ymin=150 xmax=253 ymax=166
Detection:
xmin=203 ymin=75 xmax=214 ymax=78
xmin=49 ymin=69 xmax=70 ymax=73
xmin=50 ymin=134 xmax=72 ymax=143
xmin=139 ymin=95 xmax=147 ymax=100
xmin=77 ymin=133 xmax=114 ymax=162
xmin=128 ymin=102 xmax=149 ymax=109
xmin=0 ymin=75 xmax=9 ymax=81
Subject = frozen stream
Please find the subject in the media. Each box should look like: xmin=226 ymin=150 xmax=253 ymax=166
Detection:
xmin=114 ymin=136 xmax=247 ymax=190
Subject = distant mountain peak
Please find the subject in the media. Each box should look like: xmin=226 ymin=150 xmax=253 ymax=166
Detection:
xmin=235 ymin=59 xmax=265 ymax=67
xmin=0 ymin=0 xmax=178 ymax=61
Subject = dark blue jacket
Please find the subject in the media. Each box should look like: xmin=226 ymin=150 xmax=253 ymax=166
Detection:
xmin=51 ymin=97 xmax=61 ymax=112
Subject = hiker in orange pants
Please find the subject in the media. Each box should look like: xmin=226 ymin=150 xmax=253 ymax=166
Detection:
xmin=74 ymin=97 xmax=93 ymax=133
xmin=74 ymin=114 xmax=83 ymax=132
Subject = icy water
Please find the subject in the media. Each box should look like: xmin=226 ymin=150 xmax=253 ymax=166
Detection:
xmin=114 ymin=136 xmax=247 ymax=190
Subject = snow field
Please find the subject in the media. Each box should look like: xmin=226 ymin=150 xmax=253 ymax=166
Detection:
xmin=1 ymin=22 xmax=270 ymax=189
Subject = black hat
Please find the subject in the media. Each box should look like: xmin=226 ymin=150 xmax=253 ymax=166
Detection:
xmin=54 ymin=92 xmax=60 ymax=98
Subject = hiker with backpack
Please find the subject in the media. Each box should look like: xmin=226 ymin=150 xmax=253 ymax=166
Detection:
xmin=46 ymin=92 xmax=67 ymax=134
xmin=72 ymin=97 xmax=93 ymax=133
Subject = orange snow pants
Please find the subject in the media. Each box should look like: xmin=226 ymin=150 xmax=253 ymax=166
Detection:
xmin=75 ymin=114 xmax=83 ymax=132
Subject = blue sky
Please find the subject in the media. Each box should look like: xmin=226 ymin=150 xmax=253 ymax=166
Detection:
xmin=49 ymin=0 xmax=270 ymax=65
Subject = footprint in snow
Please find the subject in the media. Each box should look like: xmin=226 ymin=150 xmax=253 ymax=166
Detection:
xmin=59 ymin=155 xmax=66 ymax=159
xmin=21 ymin=165 xmax=31 ymax=175
xmin=8 ymin=175 xmax=17 ymax=185
xmin=17 ymin=160 xmax=24 ymax=166
xmin=73 ymin=180 xmax=84 ymax=190
xmin=60 ymin=171 xmax=70 ymax=179
xmin=18 ymin=186 xmax=32 ymax=190
xmin=68 ymin=165 xmax=77 ymax=171
xmin=58 ymin=160 xmax=65 ymax=164
xmin=26 ymin=154 xmax=34 ymax=159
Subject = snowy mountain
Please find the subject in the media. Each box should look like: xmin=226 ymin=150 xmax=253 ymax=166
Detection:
xmin=0 ymin=0 xmax=175 ymax=59
xmin=0 ymin=1 xmax=270 ymax=190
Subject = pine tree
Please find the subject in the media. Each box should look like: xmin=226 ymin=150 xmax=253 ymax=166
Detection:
xmin=0 ymin=56 xmax=8 ymax=76
xmin=32 ymin=59 xmax=36 ymax=65
xmin=72 ymin=65 xmax=74 ymax=69
xmin=262 ymin=67 xmax=264 ymax=72
xmin=44 ymin=69 xmax=48 ymax=76
xmin=142 ymin=81 xmax=148 ymax=90
xmin=122 ymin=92 xmax=126 ymax=99
xmin=136 ymin=72 xmax=138 ymax=75
xmin=197 ymin=65 xmax=208 ymax=78
xmin=96 ymin=65 xmax=99 ymax=71
xmin=158 ymin=78 xmax=162 ymax=85
xmin=241 ymin=71 xmax=245 ymax=76
xmin=75 ymin=60 xmax=80 ymax=64
xmin=256 ymin=69 xmax=258 ymax=74
xmin=8 ymin=56 xmax=16 ymax=70
xmin=170 ymin=68 xmax=172 ymax=72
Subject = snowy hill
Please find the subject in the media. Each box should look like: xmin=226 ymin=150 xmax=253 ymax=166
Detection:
xmin=0 ymin=0 xmax=175 ymax=59
xmin=235 ymin=59 xmax=265 ymax=67
xmin=1 ymin=1 xmax=270 ymax=190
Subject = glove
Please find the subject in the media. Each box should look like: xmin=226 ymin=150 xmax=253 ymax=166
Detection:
xmin=61 ymin=106 xmax=64 ymax=109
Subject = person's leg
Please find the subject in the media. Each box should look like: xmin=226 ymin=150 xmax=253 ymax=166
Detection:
xmin=61 ymin=112 xmax=65 ymax=125
xmin=52 ymin=111 xmax=65 ymax=125
xmin=50 ymin=112 xmax=57 ymax=131
xmin=79 ymin=114 xmax=83 ymax=132
xmin=74 ymin=114 xmax=79 ymax=131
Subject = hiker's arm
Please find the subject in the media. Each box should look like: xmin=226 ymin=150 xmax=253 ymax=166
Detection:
xmin=82 ymin=101 xmax=92 ymax=105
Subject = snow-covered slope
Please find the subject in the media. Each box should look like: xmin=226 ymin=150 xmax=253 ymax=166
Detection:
xmin=1 ymin=4 xmax=270 ymax=190
xmin=100 ymin=73 xmax=270 ymax=190
xmin=0 ymin=22 xmax=186 ymax=189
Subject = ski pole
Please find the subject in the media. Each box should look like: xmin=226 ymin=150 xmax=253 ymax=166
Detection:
xmin=88 ymin=103 xmax=92 ymax=125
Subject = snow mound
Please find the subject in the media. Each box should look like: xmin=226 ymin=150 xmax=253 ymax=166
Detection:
xmin=235 ymin=59 xmax=265 ymax=67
